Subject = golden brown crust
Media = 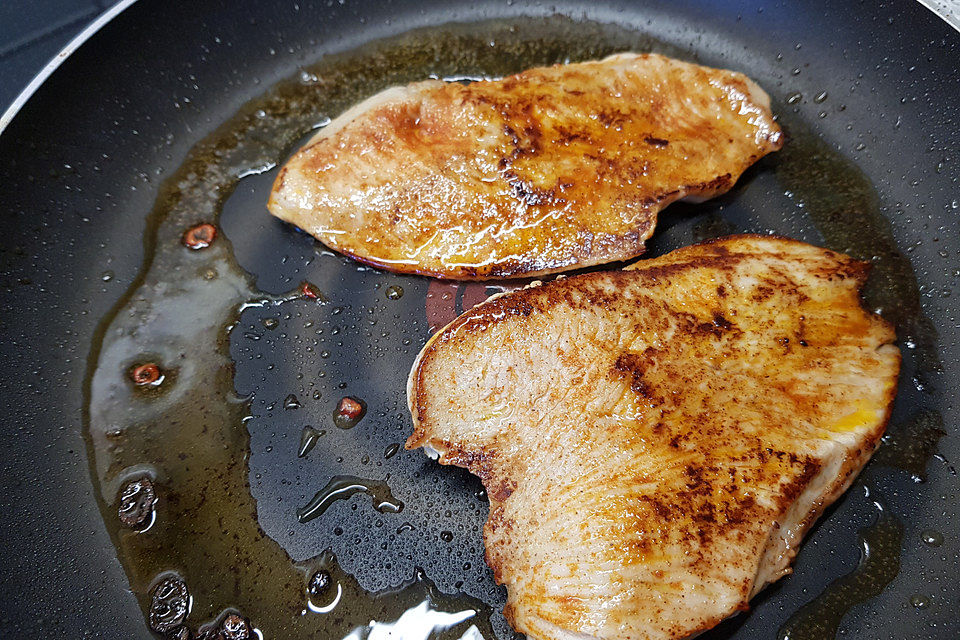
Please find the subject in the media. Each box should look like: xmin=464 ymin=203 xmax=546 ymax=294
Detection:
xmin=269 ymin=54 xmax=783 ymax=279
xmin=405 ymin=235 xmax=900 ymax=640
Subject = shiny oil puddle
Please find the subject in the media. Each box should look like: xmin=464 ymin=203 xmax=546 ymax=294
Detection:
xmin=83 ymin=15 xmax=943 ymax=640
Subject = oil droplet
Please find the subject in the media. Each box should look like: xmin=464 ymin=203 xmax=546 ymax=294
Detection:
xmin=284 ymin=394 xmax=301 ymax=410
xmin=385 ymin=285 xmax=404 ymax=300
xmin=384 ymin=443 xmax=401 ymax=459
xmin=921 ymin=529 xmax=943 ymax=546
xmin=300 ymin=71 xmax=320 ymax=85
xmin=909 ymin=593 xmax=929 ymax=609
xmin=297 ymin=475 xmax=403 ymax=523
xmin=298 ymin=426 xmax=322 ymax=458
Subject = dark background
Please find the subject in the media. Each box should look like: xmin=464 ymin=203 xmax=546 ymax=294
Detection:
xmin=0 ymin=0 xmax=112 ymax=111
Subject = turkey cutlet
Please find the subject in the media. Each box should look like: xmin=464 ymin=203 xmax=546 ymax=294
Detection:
xmin=406 ymin=235 xmax=900 ymax=640
xmin=268 ymin=54 xmax=782 ymax=279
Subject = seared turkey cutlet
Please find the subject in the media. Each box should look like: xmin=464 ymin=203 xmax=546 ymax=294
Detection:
xmin=269 ymin=54 xmax=782 ymax=279
xmin=406 ymin=236 xmax=900 ymax=640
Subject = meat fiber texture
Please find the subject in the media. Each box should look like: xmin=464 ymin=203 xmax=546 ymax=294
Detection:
xmin=407 ymin=236 xmax=900 ymax=640
xmin=269 ymin=54 xmax=782 ymax=279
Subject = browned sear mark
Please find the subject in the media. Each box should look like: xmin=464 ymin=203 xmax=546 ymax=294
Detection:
xmin=182 ymin=223 xmax=217 ymax=249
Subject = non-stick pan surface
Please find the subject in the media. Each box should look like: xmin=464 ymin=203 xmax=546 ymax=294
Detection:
xmin=0 ymin=1 xmax=957 ymax=638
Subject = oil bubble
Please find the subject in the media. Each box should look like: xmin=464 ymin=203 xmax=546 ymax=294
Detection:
xmin=921 ymin=529 xmax=943 ymax=546
xmin=385 ymin=285 xmax=404 ymax=300
xmin=909 ymin=594 xmax=929 ymax=609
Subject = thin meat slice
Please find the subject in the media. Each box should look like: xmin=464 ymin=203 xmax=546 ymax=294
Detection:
xmin=268 ymin=54 xmax=783 ymax=279
xmin=406 ymin=235 xmax=900 ymax=640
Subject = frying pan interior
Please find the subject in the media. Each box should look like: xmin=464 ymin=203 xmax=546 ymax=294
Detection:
xmin=0 ymin=1 xmax=957 ymax=638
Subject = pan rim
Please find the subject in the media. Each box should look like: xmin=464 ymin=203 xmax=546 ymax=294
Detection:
xmin=0 ymin=0 xmax=139 ymax=135
xmin=1 ymin=0 xmax=959 ymax=137
xmin=916 ymin=0 xmax=960 ymax=31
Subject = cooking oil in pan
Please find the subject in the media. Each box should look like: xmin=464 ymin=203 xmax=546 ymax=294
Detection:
xmin=298 ymin=476 xmax=404 ymax=523
xmin=777 ymin=492 xmax=903 ymax=640
xmin=81 ymin=15 xmax=942 ymax=640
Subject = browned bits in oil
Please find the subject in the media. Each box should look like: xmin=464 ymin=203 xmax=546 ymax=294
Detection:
xmin=308 ymin=570 xmax=332 ymax=597
xmin=337 ymin=397 xmax=364 ymax=419
xmin=182 ymin=223 xmax=217 ymax=249
xmin=168 ymin=626 xmax=192 ymax=640
xmin=300 ymin=281 xmax=323 ymax=300
xmin=118 ymin=476 xmax=157 ymax=529
xmin=149 ymin=575 xmax=190 ymax=634
xmin=131 ymin=362 xmax=163 ymax=387
xmin=221 ymin=614 xmax=252 ymax=640
xmin=195 ymin=627 xmax=223 ymax=640
xmin=333 ymin=396 xmax=365 ymax=429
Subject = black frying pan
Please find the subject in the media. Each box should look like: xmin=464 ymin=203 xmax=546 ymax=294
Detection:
xmin=0 ymin=1 xmax=957 ymax=638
